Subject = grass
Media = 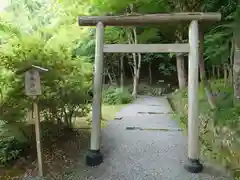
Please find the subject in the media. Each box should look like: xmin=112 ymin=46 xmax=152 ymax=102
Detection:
xmin=168 ymin=79 xmax=240 ymax=179
xmin=74 ymin=104 xmax=127 ymax=129
xmin=101 ymin=104 xmax=126 ymax=120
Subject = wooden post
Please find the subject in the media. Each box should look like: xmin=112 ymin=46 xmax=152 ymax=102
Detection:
xmin=18 ymin=65 xmax=48 ymax=177
xmin=33 ymin=97 xmax=43 ymax=176
xmin=120 ymin=54 xmax=124 ymax=91
xmin=184 ymin=20 xmax=203 ymax=173
xmin=86 ymin=22 xmax=104 ymax=166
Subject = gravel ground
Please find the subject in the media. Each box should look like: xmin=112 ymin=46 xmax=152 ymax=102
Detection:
xmin=64 ymin=96 xmax=232 ymax=180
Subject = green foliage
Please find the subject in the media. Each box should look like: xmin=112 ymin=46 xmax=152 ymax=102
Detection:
xmin=0 ymin=136 xmax=24 ymax=166
xmin=204 ymin=25 xmax=233 ymax=65
xmin=170 ymin=79 xmax=240 ymax=178
xmin=203 ymin=0 xmax=237 ymax=66
xmin=158 ymin=62 xmax=176 ymax=76
xmin=103 ymin=87 xmax=132 ymax=105
xmin=0 ymin=34 xmax=92 ymax=124
xmin=0 ymin=0 xmax=94 ymax=127
xmin=207 ymin=80 xmax=239 ymax=127
xmin=0 ymin=0 xmax=238 ymax=176
xmin=0 ymin=0 xmax=97 ymax=171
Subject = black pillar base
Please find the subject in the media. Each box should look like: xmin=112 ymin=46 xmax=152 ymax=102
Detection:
xmin=184 ymin=158 xmax=203 ymax=173
xmin=86 ymin=149 xmax=103 ymax=166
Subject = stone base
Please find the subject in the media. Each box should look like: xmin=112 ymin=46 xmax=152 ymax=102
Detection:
xmin=86 ymin=149 xmax=103 ymax=166
xmin=184 ymin=158 xmax=203 ymax=173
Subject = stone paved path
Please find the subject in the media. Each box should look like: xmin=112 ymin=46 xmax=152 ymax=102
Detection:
xmin=65 ymin=96 xmax=232 ymax=180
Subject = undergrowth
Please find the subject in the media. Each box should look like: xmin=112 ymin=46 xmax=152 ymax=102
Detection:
xmin=103 ymin=86 xmax=132 ymax=105
xmin=169 ymin=79 xmax=240 ymax=179
xmin=0 ymin=136 xmax=25 ymax=166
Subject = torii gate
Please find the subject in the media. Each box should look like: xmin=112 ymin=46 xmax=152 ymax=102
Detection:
xmin=78 ymin=13 xmax=221 ymax=173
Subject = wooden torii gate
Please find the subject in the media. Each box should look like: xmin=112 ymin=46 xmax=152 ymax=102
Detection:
xmin=78 ymin=13 xmax=221 ymax=173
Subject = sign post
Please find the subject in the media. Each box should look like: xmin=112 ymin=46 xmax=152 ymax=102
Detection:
xmin=32 ymin=96 xmax=43 ymax=177
xmin=18 ymin=65 xmax=48 ymax=177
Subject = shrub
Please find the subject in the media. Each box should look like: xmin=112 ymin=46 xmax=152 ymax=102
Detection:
xmin=0 ymin=35 xmax=93 ymax=127
xmin=170 ymin=79 xmax=240 ymax=178
xmin=0 ymin=136 xmax=25 ymax=166
xmin=103 ymin=87 xmax=132 ymax=105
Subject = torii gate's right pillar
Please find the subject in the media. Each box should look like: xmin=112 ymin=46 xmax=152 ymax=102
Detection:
xmin=184 ymin=20 xmax=203 ymax=173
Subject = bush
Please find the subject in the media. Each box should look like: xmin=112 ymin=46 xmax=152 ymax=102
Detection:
xmin=0 ymin=136 xmax=25 ymax=166
xmin=170 ymin=79 xmax=240 ymax=178
xmin=103 ymin=87 xmax=132 ymax=105
xmin=0 ymin=35 xmax=93 ymax=127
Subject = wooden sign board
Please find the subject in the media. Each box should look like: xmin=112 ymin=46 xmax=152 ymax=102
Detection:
xmin=25 ymin=70 xmax=42 ymax=96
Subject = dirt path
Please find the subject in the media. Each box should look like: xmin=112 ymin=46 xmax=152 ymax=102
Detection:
xmin=64 ymin=96 xmax=232 ymax=180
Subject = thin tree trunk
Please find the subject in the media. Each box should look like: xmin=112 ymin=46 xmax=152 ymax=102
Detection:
xmin=103 ymin=70 xmax=106 ymax=85
xmin=229 ymin=37 xmax=235 ymax=85
xmin=175 ymin=30 xmax=186 ymax=89
xmin=233 ymin=36 xmax=240 ymax=102
xmin=136 ymin=53 xmax=142 ymax=85
xmin=206 ymin=69 xmax=209 ymax=79
xmin=233 ymin=0 xmax=240 ymax=105
xmin=229 ymin=65 xmax=233 ymax=85
xmin=132 ymin=52 xmax=138 ymax=98
xmin=106 ymin=69 xmax=113 ymax=84
xmin=127 ymin=4 xmax=141 ymax=99
xmin=111 ymin=65 xmax=117 ymax=85
xmin=200 ymin=63 xmax=216 ymax=111
xmin=199 ymin=26 xmax=216 ymax=109
xmin=120 ymin=54 xmax=124 ymax=91
xmin=224 ymin=64 xmax=228 ymax=86
xmin=176 ymin=54 xmax=186 ymax=89
xmin=212 ymin=66 xmax=216 ymax=79
xmin=128 ymin=27 xmax=140 ymax=99
xmin=217 ymin=66 xmax=220 ymax=79
xmin=129 ymin=64 xmax=134 ymax=78
xmin=149 ymin=62 xmax=152 ymax=84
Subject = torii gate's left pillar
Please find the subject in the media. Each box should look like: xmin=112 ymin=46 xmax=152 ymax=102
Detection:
xmin=86 ymin=22 xmax=104 ymax=166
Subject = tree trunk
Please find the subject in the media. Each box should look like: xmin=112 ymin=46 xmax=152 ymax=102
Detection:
xmin=206 ymin=69 xmax=210 ymax=79
xmin=120 ymin=54 xmax=124 ymax=91
xmin=175 ymin=30 xmax=186 ymax=89
xmin=212 ymin=66 xmax=216 ymax=79
xmin=129 ymin=64 xmax=134 ymax=78
xmin=233 ymin=0 xmax=240 ymax=105
xmin=102 ymin=70 xmax=106 ymax=85
xmin=111 ymin=65 xmax=117 ymax=85
xmin=200 ymin=64 xmax=216 ymax=111
xmin=136 ymin=53 xmax=142 ymax=84
xmin=199 ymin=26 xmax=216 ymax=109
xmin=127 ymin=26 xmax=141 ymax=99
xmin=132 ymin=52 xmax=141 ymax=98
xmin=228 ymin=65 xmax=233 ymax=85
xmin=233 ymin=37 xmax=240 ymax=102
xmin=149 ymin=62 xmax=152 ymax=84
xmin=127 ymin=4 xmax=141 ymax=99
xmin=229 ymin=37 xmax=235 ymax=85
xmin=224 ymin=64 xmax=228 ymax=86
xmin=106 ymin=69 xmax=113 ymax=84
xmin=217 ymin=66 xmax=220 ymax=79
xmin=176 ymin=54 xmax=186 ymax=89
xmin=132 ymin=52 xmax=138 ymax=99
